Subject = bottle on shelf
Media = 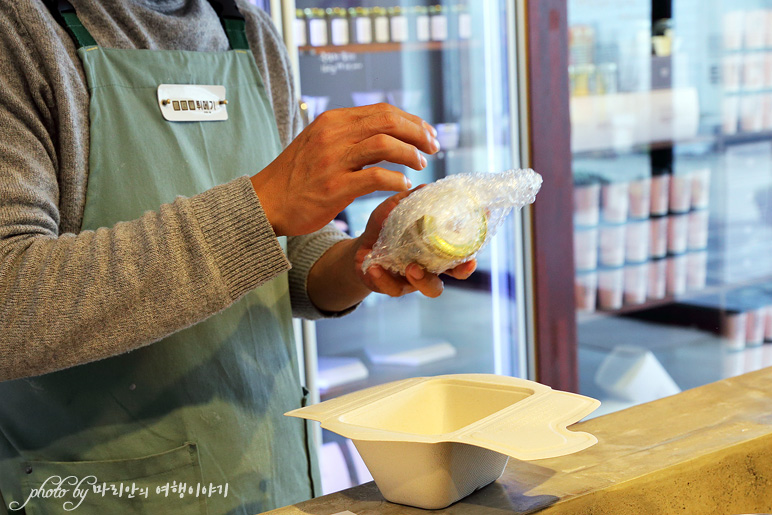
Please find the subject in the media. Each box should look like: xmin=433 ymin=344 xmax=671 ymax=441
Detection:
xmin=306 ymin=8 xmax=328 ymax=47
xmin=328 ymin=7 xmax=349 ymax=47
xmin=429 ymin=5 xmax=449 ymax=42
xmin=574 ymin=226 xmax=599 ymax=272
xmin=298 ymin=3 xmax=478 ymax=51
xmin=372 ymin=7 xmax=390 ymax=44
xmin=350 ymin=7 xmax=373 ymax=45
xmin=625 ymin=219 xmax=650 ymax=264
xmin=600 ymin=178 xmax=629 ymax=224
xmin=650 ymin=167 xmax=670 ymax=217
xmin=575 ymin=270 xmax=598 ymax=313
xmin=624 ymin=262 xmax=648 ymax=306
xmin=595 ymin=62 xmax=618 ymax=95
xmin=294 ymin=8 xmax=307 ymax=48
xmin=665 ymin=254 xmax=688 ymax=297
xmin=649 ymin=215 xmax=667 ymax=259
xmin=457 ymin=3 xmax=472 ymax=40
xmin=648 ymin=257 xmax=667 ymax=301
xmin=722 ymin=309 xmax=747 ymax=351
xmin=598 ymin=267 xmax=624 ymax=311
xmin=573 ymin=174 xmax=601 ymax=227
xmin=388 ymin=6 xmax=409 ymax=43
xmin=628 ymin=174 xmax=651 ymax=220
xmin=686 ymin=250 xmax=708 ymax=291
xmin=414 ymin=6 xmax=431 ymax=43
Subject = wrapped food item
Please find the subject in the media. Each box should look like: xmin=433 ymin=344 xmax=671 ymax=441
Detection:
xmin=363 ymin=169 xmax=542 ymax=275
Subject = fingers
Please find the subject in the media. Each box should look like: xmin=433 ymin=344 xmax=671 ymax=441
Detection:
xmin=342 ymin=166 xmax=412 ymax=198
xmin=445 ymin=259 xmax=478 ymax=280
xmin=310 ymin=104 xmax=436 ymax=153
xmin=346 ymin=134 xmax=428 ymax=171
xmin=347 ymin=102 xmax=425 ymax=128
xmin=353 ymin=104 xmax=440 ymax=155
xmin=364 ymin=262 xmax=473 ymax=299
xmin=376 ymin=260 xmax=475 ymax=299
xmin=366 ymin=266 xmax=416 ymax=297
xmin=405 ymin=264 xmax=444 ymax=298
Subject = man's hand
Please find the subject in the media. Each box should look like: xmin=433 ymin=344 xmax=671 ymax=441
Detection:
xmin=251 ymin=103 xmax=440 ymax=236
xmin=306 ymin=190 xmax=477 ymax=313
xmin=354 ymin=190 xmax=477 ymax=299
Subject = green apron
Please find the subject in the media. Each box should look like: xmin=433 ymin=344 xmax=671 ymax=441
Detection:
xmin=0 ymin=6 xmax=319 ymax=515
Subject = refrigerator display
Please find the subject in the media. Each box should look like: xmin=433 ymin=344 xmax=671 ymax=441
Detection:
xmin=278 ymin=0 xmax=527 ymax=493
xmin=568 ymin=0 xmax=772 ymax=418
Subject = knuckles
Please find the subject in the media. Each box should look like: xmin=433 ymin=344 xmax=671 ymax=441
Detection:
xmin=370 ymin=133 xmax=393 ymax=152
xmin=313 ymin=109 xmax=338 ymax=125
xmin=375 ymin=110 xmax=402 ymax=132
xmin=363 ymin=167 xmax=387 ymax=188
xmin=373 ymin=102 xmax=396 ymax=113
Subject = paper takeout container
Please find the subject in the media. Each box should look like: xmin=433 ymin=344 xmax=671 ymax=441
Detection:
xmin=286 ymin=374 xmax=600 ymax=509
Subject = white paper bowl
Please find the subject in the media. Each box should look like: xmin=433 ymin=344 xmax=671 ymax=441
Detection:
xmin=287 ymin=374 xmax=600 ymax=509
xmin=353 ymin=440 xmax=508 ymax=509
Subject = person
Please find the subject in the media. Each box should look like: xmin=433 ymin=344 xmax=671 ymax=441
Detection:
xmin=0 ymin=1 xmax=475 ymax=513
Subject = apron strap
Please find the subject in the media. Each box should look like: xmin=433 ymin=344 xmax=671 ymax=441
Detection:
xmin=46 ymin=0 xmax=250 ymax=51
xmin=207 ymin=0 xmax=250 ymax=51
xmin=46 ymin=0 xmax=97 ymax=49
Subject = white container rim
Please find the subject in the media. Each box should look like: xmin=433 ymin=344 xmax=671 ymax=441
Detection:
xmin=286 ymin=374 xmax=600 ymax=461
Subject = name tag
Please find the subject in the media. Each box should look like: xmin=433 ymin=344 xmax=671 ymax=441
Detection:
xmin=157 ymin=84 xmax=228 ymax=122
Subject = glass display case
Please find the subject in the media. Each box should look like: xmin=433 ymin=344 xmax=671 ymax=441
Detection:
xmin=273 ymin=0 xmax=529 ymax=494
xmin=568 ymin=0 xmax=772 ymax=416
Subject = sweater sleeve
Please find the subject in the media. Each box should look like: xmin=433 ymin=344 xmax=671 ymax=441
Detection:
xmin=242 ymin=4 xmax=356 ymax=320
xmin=0 ymin=3 xmax=290 ymax=382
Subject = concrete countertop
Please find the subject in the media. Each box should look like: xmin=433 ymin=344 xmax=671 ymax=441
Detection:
xmin=265 ymin=368 xmax=772 ymax=515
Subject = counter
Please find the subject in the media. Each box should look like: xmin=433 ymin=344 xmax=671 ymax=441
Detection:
xmin=266 ymin=367 xmax=772 ymax=514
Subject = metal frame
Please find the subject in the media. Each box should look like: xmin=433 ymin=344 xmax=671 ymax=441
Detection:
xmin=522 ymin=0 xmax=578 ymax=392
xmin=503 ymin=0 xmax=532 ymax=380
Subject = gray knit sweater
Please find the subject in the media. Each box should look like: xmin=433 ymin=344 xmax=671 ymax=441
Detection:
xmin=0 ymin=0 xmax=348 ymax=381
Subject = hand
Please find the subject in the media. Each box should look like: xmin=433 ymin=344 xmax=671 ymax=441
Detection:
xmin=251 ymin=104 xmax=440 ymax=236
xmin=354 ymin=190 xmax=477 ymax=299
xmin=305 ymin=189 xmax=476 ymax=312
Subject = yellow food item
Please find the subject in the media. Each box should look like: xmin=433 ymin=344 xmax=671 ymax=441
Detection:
xmin=416 ymin=207 xmax=488 ymax=260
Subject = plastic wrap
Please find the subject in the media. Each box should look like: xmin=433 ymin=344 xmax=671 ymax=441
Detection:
xmin=362 ymin=168 xmax=543 ymax=274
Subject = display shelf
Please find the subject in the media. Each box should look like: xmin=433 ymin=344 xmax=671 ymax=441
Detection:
xmin=298 ymin=40 xmax=473 ymax=55
xmin=577 ymin=273 xmax=772 ymax=324
xmin=577 ymin=295 xmax=678 ymax=322
xmin=572 ymin=130 xmax=772 ymax=159
xmin=716 ymin=130 xmax=772 ymax=149
xmin=572 ymin=136 xmax=714 ymax=158
xmin=569 ymin=88 xmax=700 ymax=154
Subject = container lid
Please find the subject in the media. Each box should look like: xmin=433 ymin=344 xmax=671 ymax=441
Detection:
xmin=286 ymin=374 xmax=600 ymax=461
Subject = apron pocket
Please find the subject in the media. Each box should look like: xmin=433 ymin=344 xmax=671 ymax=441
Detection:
xmin=18 ymin=443 xmax=207 ymax=515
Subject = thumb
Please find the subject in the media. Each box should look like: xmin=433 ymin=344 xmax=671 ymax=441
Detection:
xmin=360 ymin=189 xmax=412 ymax=246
